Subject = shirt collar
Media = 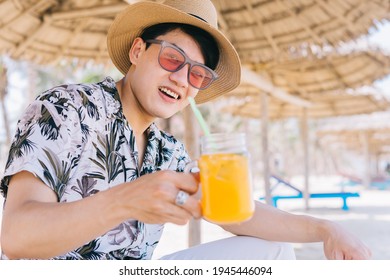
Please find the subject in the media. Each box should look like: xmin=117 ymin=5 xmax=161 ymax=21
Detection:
xmin=100 ymin=76 xmax=162 ymax=139
xmin=99 ymin=76 xmax=124 ymax=120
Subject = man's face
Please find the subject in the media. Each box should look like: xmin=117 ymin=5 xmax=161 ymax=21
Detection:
xmin=129 ymin=29 xmax=205 ymax=120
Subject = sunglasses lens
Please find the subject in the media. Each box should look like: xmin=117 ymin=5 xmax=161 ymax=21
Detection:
xmin=189 ymin=65 xmax=213 ymax=89
xmin=159 ymin=46 xmax=185 ymax=71
xmin=158 ymin=44 xmax=216 ymax=90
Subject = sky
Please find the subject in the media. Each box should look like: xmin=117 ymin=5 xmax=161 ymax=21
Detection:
xmin=368 ymin=21 xmax=390 ymax=50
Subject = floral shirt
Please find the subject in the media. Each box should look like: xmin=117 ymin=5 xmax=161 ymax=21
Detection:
xmin=0 ymin=77 xmax=190 ymax=260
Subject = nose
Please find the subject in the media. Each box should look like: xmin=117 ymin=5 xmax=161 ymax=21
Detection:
xmin=169 ymin=63 xmax=189 ymax=88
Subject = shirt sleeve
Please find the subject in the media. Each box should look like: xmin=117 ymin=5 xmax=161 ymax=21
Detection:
xmin=0 ymin=89 xmax=83 ymax=201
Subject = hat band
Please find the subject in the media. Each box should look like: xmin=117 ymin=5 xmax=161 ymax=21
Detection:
xmin=189 ymin=13 xmax=208 ymax=24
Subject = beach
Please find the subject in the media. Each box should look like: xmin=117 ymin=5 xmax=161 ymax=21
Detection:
xmin=0 ymin=176 xmax=389 ymax=260
xmin=153 ymin=177 xmax=390 ymax=260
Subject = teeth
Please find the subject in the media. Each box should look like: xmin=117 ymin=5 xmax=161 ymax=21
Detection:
xmin=159 ymin=87 xmax=179 ymax=99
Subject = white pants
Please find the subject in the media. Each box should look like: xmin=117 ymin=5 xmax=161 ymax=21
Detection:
xmin=160 ymin=236 xmax=296 ymax=260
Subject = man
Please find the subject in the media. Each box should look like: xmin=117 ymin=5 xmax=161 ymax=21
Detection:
xmin=0 ymin=0 xmax=371 ymax=260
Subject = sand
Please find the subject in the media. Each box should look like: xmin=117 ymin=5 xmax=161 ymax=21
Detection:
xmin=153 ymin=182 xmax=390 ymax=260
xmin=0 ymin=177 xmax=389 ymax=260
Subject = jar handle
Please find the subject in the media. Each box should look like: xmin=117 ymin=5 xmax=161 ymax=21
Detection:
xmin=184 ymin=160 xmax=202 ymax=199
xmin=184 ymin=160 xmax=199 ymax=174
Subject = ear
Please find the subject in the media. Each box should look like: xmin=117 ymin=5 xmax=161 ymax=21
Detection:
xmin=129 ymin=37 xmax=145 ymax=65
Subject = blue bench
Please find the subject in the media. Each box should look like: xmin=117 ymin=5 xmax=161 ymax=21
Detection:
xmin=269 ymin=192 xmax=360 ymax=211
xmin=260 ymin=175 xmax=360 ymax=211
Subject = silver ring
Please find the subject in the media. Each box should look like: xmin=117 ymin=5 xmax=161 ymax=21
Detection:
xmin=175 ymin=190 xmax=189 ymax=206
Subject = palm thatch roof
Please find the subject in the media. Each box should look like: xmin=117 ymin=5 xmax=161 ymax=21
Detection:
xmin=321 ymin=129 xmax=390 ymax=155
xmin=219 ymin=49 xmax=390 ymax=119
xmin=0 ymin=0 xmax=389 ymax=65
xmin=0 ymin=0 xmax=129 ymax=64
xmin=214 ymin=0 xmax=390 ymax=64
xmin=235 ymin=50 xmax=390 ymax=99
xmin=316 ymin=112 xmax=390 ymax=154
xmin=1 ymin=0 xmax=390 ymax=116
xmin=220 ymin=90 xmax=390 ymax=119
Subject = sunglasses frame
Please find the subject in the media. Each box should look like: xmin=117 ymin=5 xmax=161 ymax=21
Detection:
xmin=145 ymin=39 xmax=218 ymax=90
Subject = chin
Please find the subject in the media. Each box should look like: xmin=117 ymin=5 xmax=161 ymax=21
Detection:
xmin=156 ymin=106 xmax=182 ymax=120
xmin=159 ymin=112 xmax=176 ymax=119
xmin=151 ymin=108 xmax=174 ymax=120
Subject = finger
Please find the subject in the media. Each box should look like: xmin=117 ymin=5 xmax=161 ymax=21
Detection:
xmin=181 ymin=196 xmax=202 ymax=219
xmin=190 ymin=171 xmax=200 ymax=181
xmin=161 ymin=202 xmax=196 ymax=225
xmin=189 ymin=172 xmax=202 ymax=198
xmin=161 ymin=170 xmax=199 ymax=195
xmin=138 ymin=191 xmax=194 ymax=225
xmin=333 ymin=250 xmax=345 ymax=260
xmin=148 ymin=187 xmax=200 ymax=222
xmin=350 ymin=247 xmax=372 ymax=260
xmin=173 ymin=190 xmax=202 ymax=219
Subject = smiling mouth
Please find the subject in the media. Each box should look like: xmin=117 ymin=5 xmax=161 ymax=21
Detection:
xmin=159 ymin=87 xmax=180 ymax=100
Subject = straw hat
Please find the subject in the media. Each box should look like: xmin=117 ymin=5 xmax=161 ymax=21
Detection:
xmin=107 ymin=0 xmax=241 ymax=104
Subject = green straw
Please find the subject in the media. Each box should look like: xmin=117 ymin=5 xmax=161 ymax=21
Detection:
xmin=188 ymin=97 xmax=210 ymax=136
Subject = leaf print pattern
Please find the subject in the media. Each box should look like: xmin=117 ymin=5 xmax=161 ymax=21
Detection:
xmin=77 ymin=110 xmax=91 ymax=143
xmin=71 ymin=175 xmax=99 ymax=198
xmin=78 ymin=89 xmax=100 ymax=119
xmin=5 ymin=126 xmax=36 ymax=169
xmin=37 ymin=94 xmax=76 ymax=141
xmin=107 ymin=221 xmax=142 ymax=246
xmin=0 ymin=77 xmax=190 ymax=260
xmin=38 ymin=105 xmax=61 ymax=141
xmin=88 ymin=121 xmax=129 ymax=183
xmin=38 ymin=149 xmax=74 ymax=201
xmin=72 ymin=240 xmax=103 ymax=260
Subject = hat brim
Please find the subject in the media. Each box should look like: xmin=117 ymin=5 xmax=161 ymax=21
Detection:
xmin=107 ymin=2 xmax=241 ymax=104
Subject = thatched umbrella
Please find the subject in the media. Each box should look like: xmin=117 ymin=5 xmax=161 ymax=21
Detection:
xmin=219 ymin=48 xmax=390 ymax=208
xmin=248 ymin=50 xmax=390 ymax=98
xmin=219 ymin=86 xmax=390 ymax=207
xmin=320 ymin=128 xmax=390 ymax=155
xmin=0 ymin=0 xmax=389 ymax=107
xmin=0 ymin=0 xmax=130 ymax=64
xmin=212 ymin=0 xmax=390 ymax=207
xmin=214 ymin=0 xmax=390 ymax=64
xmin=1 ymin=0 xmax=389 ymax=65
xmin=317 ymin=113 xmax=390 ymax=188
xmin=222 ymin=50 xmax=390 ymax=114
xmin=221 ymin=90 xmax=390 ymax=120
xmin=0 ymin=0 xmax=388 ymax=117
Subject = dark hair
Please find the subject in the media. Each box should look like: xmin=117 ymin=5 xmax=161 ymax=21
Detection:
xmin=140 ymin=23 xmax=220 ymax=70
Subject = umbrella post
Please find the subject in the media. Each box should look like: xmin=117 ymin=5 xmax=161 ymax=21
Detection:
xmin=183 ymin=106 xmax=201 ymax=247
xmin=0 ymin=64 xmax=11 ymax=148
xmin=300 ymin=109 xmax=310 ymax=210
xmin=260 ymin=91 xmax=272 ymax=206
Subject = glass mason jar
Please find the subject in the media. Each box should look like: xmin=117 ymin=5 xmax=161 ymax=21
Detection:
xmin=188 ymin=132 xmax=254 ymax=224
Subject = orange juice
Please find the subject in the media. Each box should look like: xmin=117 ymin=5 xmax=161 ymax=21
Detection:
xmin=198 ymin=153 xmax=254 ymax=223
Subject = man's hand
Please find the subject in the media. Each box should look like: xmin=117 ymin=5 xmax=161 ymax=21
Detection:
xmin=121 ymin=170 xmax=202 ymax=225
xmin=322 ymin=221 xmax=372 ymax=260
